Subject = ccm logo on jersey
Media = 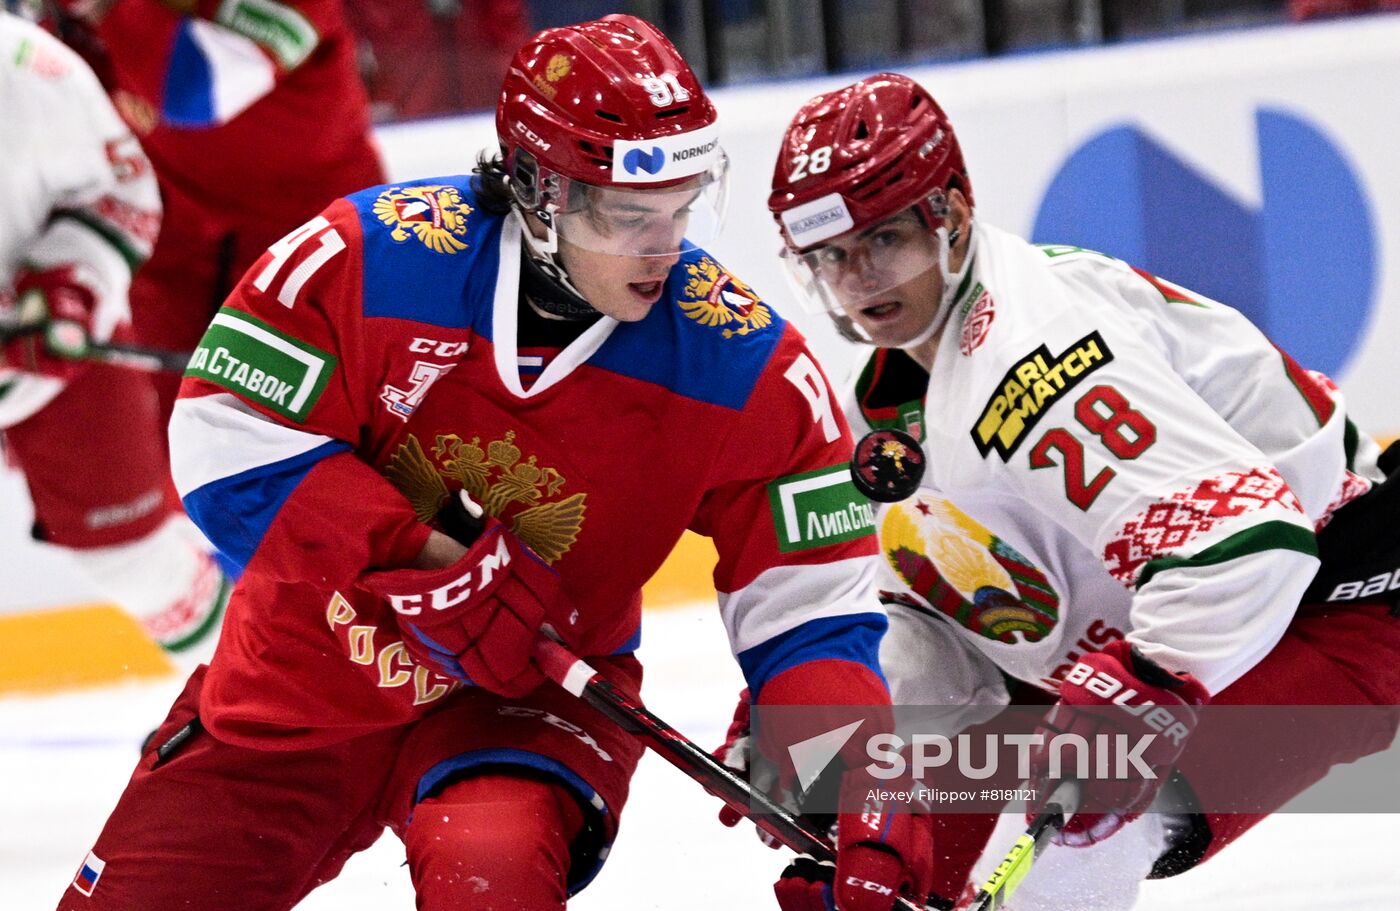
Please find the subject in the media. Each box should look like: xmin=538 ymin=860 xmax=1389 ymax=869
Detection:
xmin=1063 ymin=660 xmax=1191 ymax=746
xmin=973 ymin=331 xmax=1113 ymax=460
xmin=386 ymin=535 xmax=511 ymax=616
xmin=408 ymin=337 xmax=469 ymax=357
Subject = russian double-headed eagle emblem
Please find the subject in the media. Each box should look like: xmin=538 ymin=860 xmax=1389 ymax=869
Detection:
xmin=681 ymin=258 xmax=773 ymax=339
xmin=533 ymin=53 xmax=572 ymax=100
xmin=373 ymin=185 xmax=472 ymax=254
xmin=383 ymin=430 xmax=586 ymax=564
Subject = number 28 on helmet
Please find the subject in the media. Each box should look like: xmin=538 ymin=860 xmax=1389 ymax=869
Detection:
xmin=767 ymin=73 xmax=974 ymax=341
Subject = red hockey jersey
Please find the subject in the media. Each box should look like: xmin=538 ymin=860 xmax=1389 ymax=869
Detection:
xmin=77 ymin=0 xmax=380 ymax=232
xmin=170 ymin=177 xmax=892 ymax=747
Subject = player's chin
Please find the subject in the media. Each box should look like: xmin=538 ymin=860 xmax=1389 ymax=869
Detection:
xmin=853 ymin=309 xmax=914 ymax=345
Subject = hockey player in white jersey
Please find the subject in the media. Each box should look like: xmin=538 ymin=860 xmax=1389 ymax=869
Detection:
xmin=748 ymin=71 xmax=1400 ymax=909
xmin=0 ymin=10 xmax=227 ymax=657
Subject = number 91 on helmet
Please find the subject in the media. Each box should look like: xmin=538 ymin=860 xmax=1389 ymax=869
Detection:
xmin=496 ymin=14 xmax=729 ymax=264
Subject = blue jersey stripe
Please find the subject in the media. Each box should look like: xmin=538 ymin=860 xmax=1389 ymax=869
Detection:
xmin=736 ymin=612 xmax=889 ymax=699
xmin=162 ymin=21 xmax=216 ymax=127
xmin=351 ymin=178 xmax=499 ymax=330
xmin=182 ymin=439 xmax=350 ymax=575
xmin=347 ymin=178 xmax=787 ymax=409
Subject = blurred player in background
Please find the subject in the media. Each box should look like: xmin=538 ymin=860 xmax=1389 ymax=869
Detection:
xmin=42 ymin=0 xmax=386 ymax=429
xmin=1 ymin=10 xmax=226 ymax=655
xmin=347 ymin=0 xmax=530 ymax=120
xmin=747 ymin=71 xmax=1400 ymax=909
xmin=59 ymin=17 xmax=933 ymax=911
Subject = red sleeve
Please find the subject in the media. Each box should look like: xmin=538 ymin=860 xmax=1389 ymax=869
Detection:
xmin=691 ymin=326 xmax=893 ymax=740
xmin=172 ymin=199 xmax=430 ymax=586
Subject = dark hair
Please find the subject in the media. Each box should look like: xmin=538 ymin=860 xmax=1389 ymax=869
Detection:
xmin=471 ymin=151 xmax=514 ymax=215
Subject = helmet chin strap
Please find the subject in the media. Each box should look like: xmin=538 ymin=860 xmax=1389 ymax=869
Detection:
xmin=509 ymin=207 xmax=600 ymax=320
xmin=897 ymin=219 xmax=976 ymax=352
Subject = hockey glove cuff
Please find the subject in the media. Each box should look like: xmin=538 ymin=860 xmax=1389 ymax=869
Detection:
xmin=1028 ymin=639 xmax=1209 ymax=846
xmin=364 ymin=518 xmax=562 ymax=698
xmin=1 ymin=266 xmax=96 ymax=382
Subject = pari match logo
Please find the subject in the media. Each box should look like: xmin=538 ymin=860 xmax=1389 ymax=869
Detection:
xmin=1033 ymin=108 xmax=1376 ymax=377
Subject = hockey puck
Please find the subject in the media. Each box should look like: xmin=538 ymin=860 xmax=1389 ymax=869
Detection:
xmin=850 ymin=428 xmax=926 ymax=503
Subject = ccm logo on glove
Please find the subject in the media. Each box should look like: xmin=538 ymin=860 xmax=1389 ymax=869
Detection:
xmin=845 ymin=876 xmax=894 ymax=898
xmin=385 ymin=534 xmax=512 ymax=616
xmin=1061 ymin=660 xmax=1192 ymax=746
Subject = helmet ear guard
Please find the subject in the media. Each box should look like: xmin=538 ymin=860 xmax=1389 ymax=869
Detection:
xmin=507 ymin=147 xmax=540 ymax=211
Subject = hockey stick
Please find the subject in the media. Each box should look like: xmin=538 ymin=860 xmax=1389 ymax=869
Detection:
xmin=73 ymin=340 xmax=190 ymax=373
xmin=967 ymin=781 xmax=1079 ymax=911
xmin=0 ymin=326 xmax=190 ymax=373
xmin=532 ymin=637 xmax=940 ymax=911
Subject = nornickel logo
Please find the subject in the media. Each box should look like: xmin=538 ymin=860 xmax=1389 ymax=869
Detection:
xmin=672 ymin=139 xmax=719 ymax=162
xmin=623 ymin=146 xmax=666 ymax=176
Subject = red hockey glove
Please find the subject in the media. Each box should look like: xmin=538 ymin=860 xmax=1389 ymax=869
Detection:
xmin=715 ymin=687 xmax=760 ymax=829
xmin=712 ymin=688 xmax=816 ymax=848
xmin=1 ymin=266 xmax=96 ymax=382
xmin=1027 ymin=639 xmax=1209 ymax=846
xmin=363 ymin=518 xmax=561 ymax=698
xmin=774 ymin=769 xmax=934 ymax=911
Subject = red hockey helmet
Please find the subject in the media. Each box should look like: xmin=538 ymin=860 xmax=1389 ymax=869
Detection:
xmin=769 ymin=72 xmax=971 ymax=254
xmin=497 ymin=14 xmax=728 ymax=259
xmin=768 ymin=74 xmax=974 ymax=341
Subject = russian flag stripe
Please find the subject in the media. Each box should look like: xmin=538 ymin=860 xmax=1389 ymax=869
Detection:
xmin=162 ymin=19 xmax=275 ymax=127
xmin=72 ymin=851 xmax=105 ymax=896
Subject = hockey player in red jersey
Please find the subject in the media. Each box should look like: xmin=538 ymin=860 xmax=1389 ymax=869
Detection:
xmin=46 ymin=0 xmax=386 ymax=429
xmin=747 ymin=71 xmax=1400 ymax=909
xmin=1 ymin=10 xmax=227 ymax=656
xmin=59 ymin=17 xmax=933 ymax=911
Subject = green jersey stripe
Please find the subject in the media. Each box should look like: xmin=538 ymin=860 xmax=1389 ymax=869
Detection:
xmin=1135 ymin=520 xmax=1317 ymax=590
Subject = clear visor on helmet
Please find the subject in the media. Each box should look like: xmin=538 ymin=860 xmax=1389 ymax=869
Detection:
xmin=551 ymin=152 xmax=729 ymax=258
xmin=782 ymin=206 xmax=942 ymax=319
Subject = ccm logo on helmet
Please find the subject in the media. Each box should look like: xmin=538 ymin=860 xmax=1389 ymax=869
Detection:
xmin=386 ymin=535 xmax=512 ymax=616
xmin=1063 ymin=660 xmax=1192 ymax=746
xmin=612 ymin=124 xmax=722 ymax=184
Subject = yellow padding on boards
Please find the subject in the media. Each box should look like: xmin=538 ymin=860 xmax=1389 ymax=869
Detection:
xmin=0 ymin=603 xmax=173 ymax=695
xmin=642 ymin=530 xmax=718 ymax=608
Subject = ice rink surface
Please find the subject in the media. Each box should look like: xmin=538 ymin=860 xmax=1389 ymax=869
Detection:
xmin=4 ymin=603 xmax=1398 ymax=910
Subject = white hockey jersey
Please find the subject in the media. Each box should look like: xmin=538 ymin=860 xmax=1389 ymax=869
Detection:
xmin=851 ymin=222 xmax=1383 ymax=699
xmin=0 ymin=11 xmax=160 ymax=427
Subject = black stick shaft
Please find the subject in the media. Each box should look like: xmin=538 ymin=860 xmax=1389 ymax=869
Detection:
xmin=532 ymin=638 xmax=935 ymax=911
xmin=1 ymin=326 xmax=189 ymax=373
xmin=86 ymin=341 xmax=190 ymax=373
